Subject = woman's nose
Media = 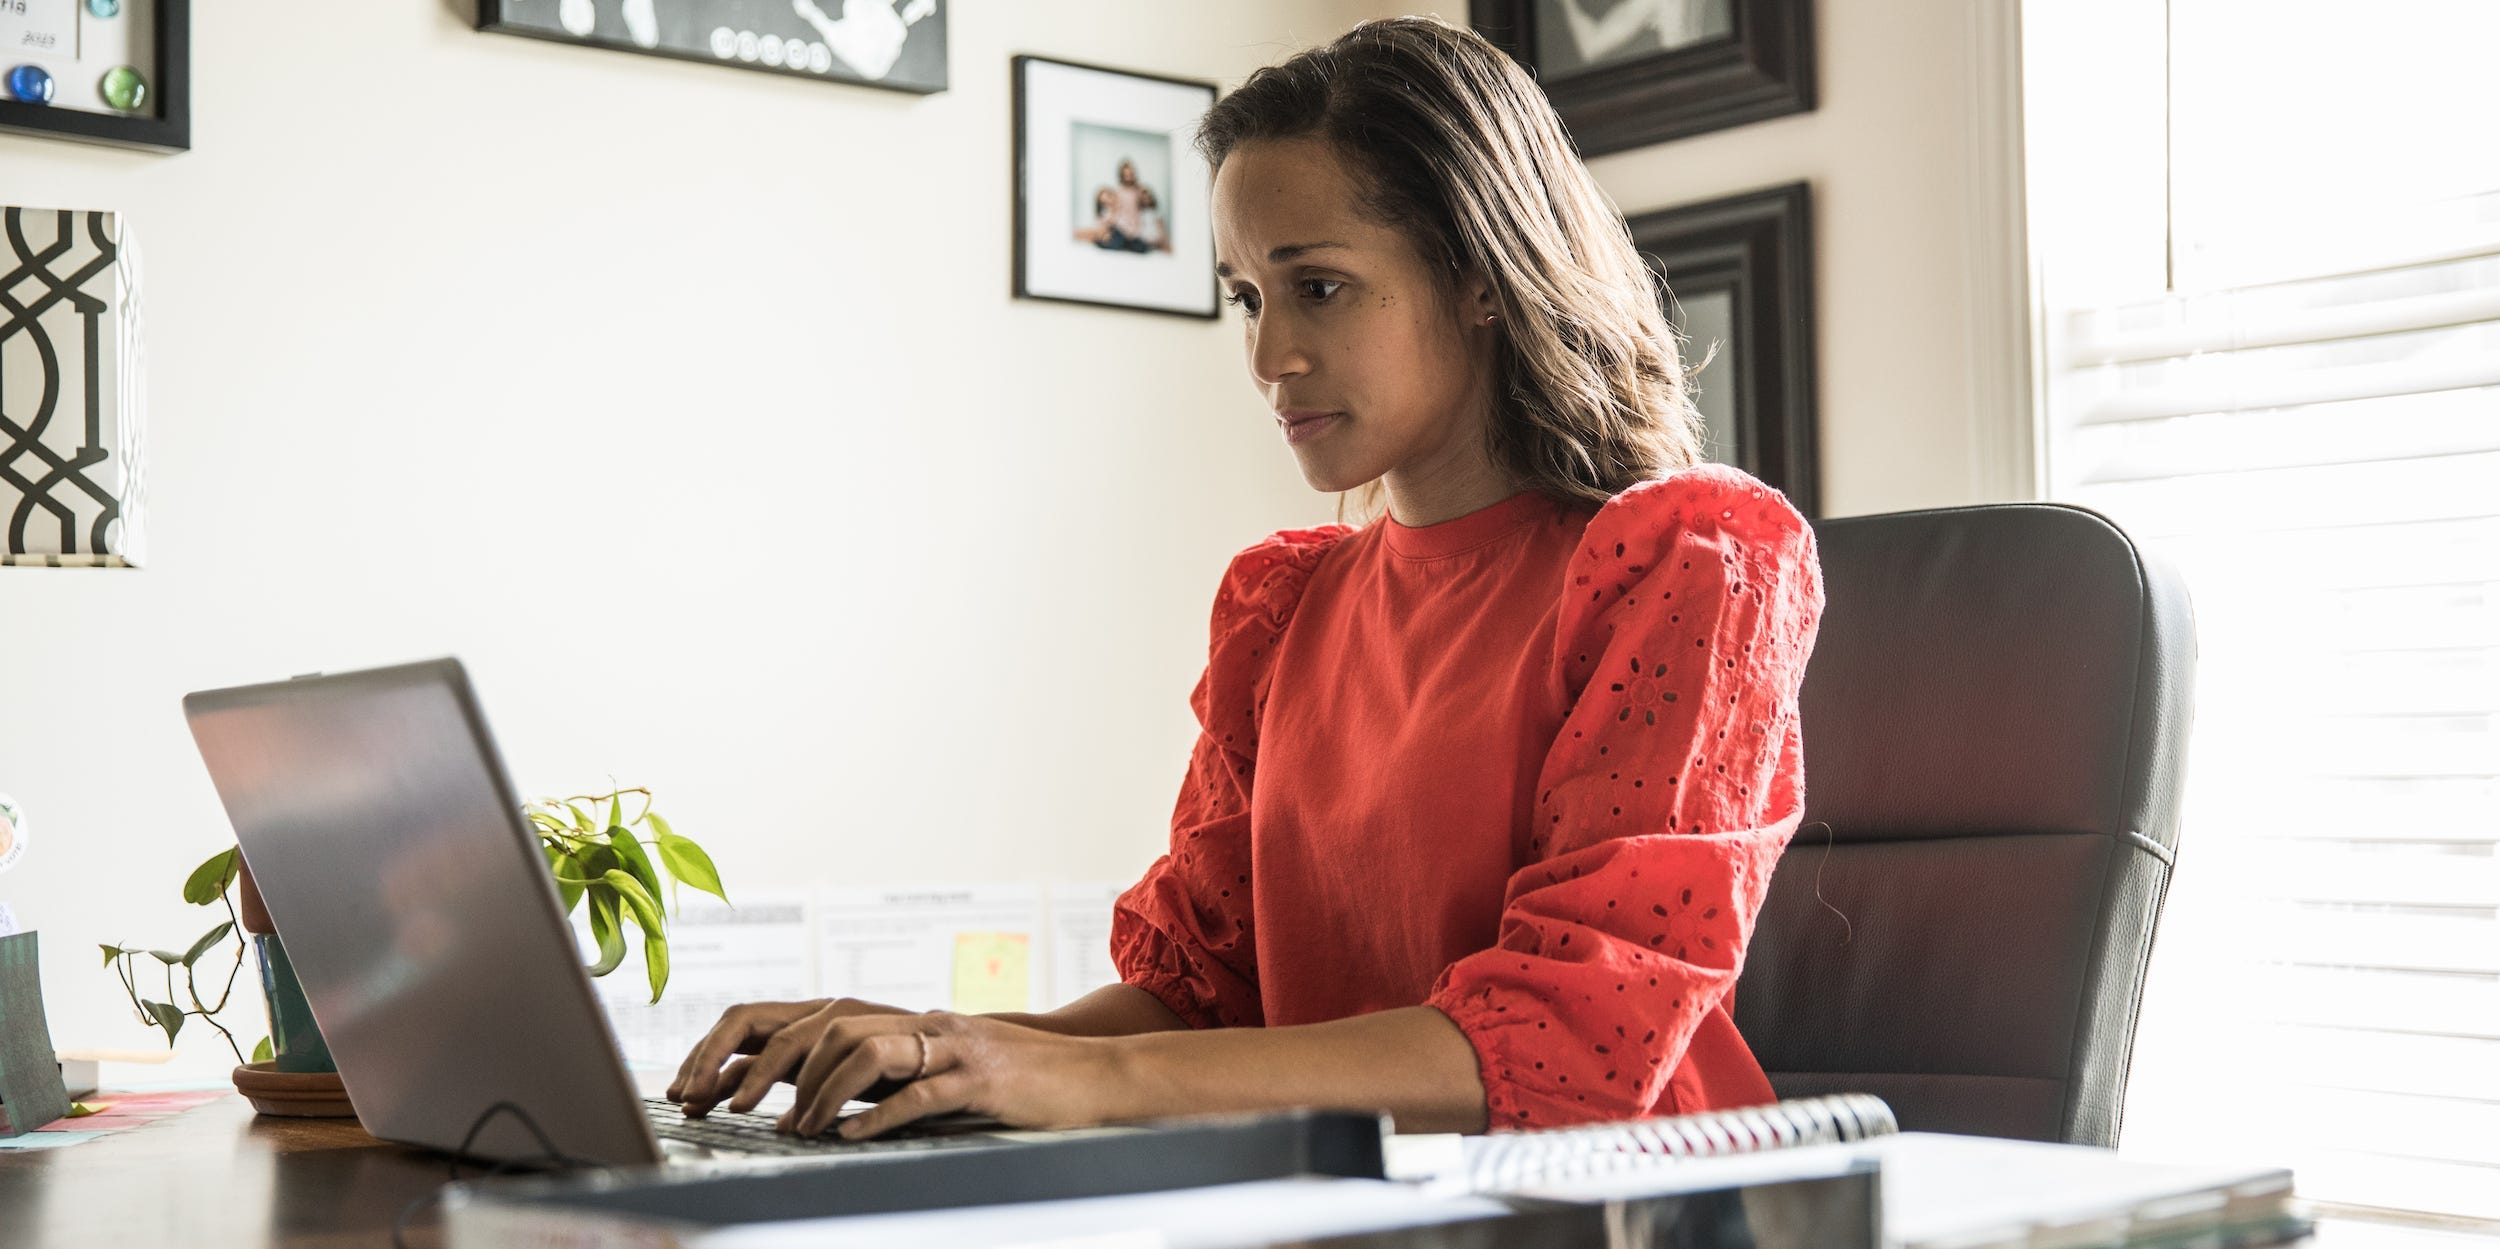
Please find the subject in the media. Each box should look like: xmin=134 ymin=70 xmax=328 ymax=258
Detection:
xmin=1248 ymin=316 xmax=1310 ymax=386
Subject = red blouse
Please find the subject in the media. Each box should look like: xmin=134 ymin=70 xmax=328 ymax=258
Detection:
xmin=1110 ymin=464 xmax=1825 ymax=1130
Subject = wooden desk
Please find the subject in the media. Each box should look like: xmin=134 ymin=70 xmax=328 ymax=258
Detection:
xmin=0 ymin=1094 xmax=459 ymax=1248
xmin=3 ymin=1092 xmax=2492 ymax=1248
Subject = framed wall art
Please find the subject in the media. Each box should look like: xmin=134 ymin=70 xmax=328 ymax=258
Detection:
xmin=0 ymin=0 xmax=189 ymax=153
xmin=1628 ymin=181 xmax=1818 ymax=516
xmin=1012 ymin=55 xmax=1218 ymax=320
xmin=1470 ymin=0 xmax=1814 ymax=157
xmin=478 ymin=0 xmax=948 ymax=95
xmin=2 ymin=206 xmax=147 ymax=567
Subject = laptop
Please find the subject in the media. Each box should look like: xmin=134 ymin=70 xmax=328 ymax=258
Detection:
xmin=181 ymin=657 xmax=1120 ymax=1170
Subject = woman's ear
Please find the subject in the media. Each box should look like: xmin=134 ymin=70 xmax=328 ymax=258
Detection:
xmin=1455 ymin=267 xmax=1500 ymax=326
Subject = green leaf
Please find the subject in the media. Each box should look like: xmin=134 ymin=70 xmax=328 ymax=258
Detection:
xmin=584 ymin=887 xmax=627 ymax=977
xmin=143 ymin=999 xmax=184 ymax=1044
xmin=99 ymin=943 xmax=124 ymax=968
xmin=182 ymin=922 xmax=234 ymax=968
xmin=608 ymin=795 xmax=623 ymax=832
xmin=652 ymin=827 xmax=727 ymax=904
xmin=606 ymin=832 xmax=667 ymax=915
xmin=251 ymin=1036 xmax=274 ymax=1064
xmin=147 ymin=949 xmax=183 ymax=965
xmin=542 ymin=845 xmax=586 ymax=913
xmin=638 ymin=925 xmax=671 ymax=1004
xmin=568 ymin=802 xmax=596 ymax=834
xmin=578 ymin=844 xmax=619 ymax=881
xmin=182 ymin=847 xmax=240 ymax=906
xmin=603 ymin=869 xmax=664 ymax=939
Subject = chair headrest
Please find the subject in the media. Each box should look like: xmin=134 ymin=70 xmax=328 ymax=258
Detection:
xmin=1797 ymin=503 xmax=2196 ymax=847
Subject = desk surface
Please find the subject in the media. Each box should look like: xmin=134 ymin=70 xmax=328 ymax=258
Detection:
xmin=2 ymin=1093 xmax=2492 ymax=1249
xmin=0 ymin=1094 xmax=457 ymax=1248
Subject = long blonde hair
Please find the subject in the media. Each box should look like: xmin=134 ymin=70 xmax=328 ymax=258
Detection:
xmin=1196 ymin=15 xmax=1707 ymax=524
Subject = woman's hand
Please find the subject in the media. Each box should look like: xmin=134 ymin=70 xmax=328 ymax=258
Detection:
xmin=780 ymin=1009 xmax=1130 ymax=1139
xmin=668 ymin=997 xmax=908 ymax=1112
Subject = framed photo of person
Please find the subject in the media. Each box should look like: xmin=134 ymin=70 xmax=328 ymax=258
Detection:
xmin=1012 ymin=55 xmax=1219 ymax=320
xmin=1628 ymin=181 xmax=1819 ymax=516
xmin=1469 ymin=0 xmax=1814 ymax=157
xmin=0 ymin=0 xmax=189 ymax=153
xmin=477 ymin=0 xmax=948 ymax=95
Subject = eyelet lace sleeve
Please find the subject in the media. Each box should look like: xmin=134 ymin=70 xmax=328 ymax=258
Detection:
xmin=1425 ymin=465 xmax=1825 ymax=1129
xmin=1110 ymin=523 xmax=1354 ymax=1029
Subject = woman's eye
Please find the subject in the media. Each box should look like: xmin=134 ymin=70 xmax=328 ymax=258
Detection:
xmin=1222 ymin=279 xmax=1340 ymax=318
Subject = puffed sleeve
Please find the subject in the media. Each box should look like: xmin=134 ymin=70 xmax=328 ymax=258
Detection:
xmin=1424 ymin=464 xmax=1824 ymax=1128
xmin=1110 ymin=523 xmax=1354 ymax=1029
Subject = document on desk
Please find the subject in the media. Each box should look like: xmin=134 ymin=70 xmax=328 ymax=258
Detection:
xmin=575 ymin=893 xmax=812 ymax=1070
xmin=1504 ymin=1132 xmax=2305 ymax=1249
xmin=817 ymin=886 xmax=1043 ymax=1013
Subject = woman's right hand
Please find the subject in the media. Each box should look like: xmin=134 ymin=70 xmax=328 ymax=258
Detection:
xmin=668 ymin=997 xmax=909 ymax=1113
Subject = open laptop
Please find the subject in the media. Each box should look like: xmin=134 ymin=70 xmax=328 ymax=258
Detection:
xmin=182 ymin=657 xmax=1117 ymax=1169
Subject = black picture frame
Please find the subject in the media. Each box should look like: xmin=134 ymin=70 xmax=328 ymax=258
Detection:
xmin=1627 ymin=181 xmax=1819 ymax=516
xmin=475 ymin=0 xmax=949 ymax=95
xmin=0 ymin=0 xmax=190 ymax=154
xmin=1011 ymin=54 xmax=1220 ymax=321
xmin=1470 ymin=0 xmax=1814 ymax=157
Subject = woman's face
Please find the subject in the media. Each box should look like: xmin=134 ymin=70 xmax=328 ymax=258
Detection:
xmin=1212 ymin=138 xmax=1496 ymax=495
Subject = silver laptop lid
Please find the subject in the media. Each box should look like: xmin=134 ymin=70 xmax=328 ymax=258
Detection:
xmin=183 ymin=658 xmax=661 ymax=1167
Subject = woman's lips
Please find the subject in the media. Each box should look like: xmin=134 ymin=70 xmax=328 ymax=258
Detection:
xmin=1279 ymin=411 xmax=1342 ymax=445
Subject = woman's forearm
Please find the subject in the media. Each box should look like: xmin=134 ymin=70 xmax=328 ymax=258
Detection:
xmin=1104 ymin=1005 xmax=1489 ymax=1134
xmin=985 ymin=983 xmax=1189 ymax=1038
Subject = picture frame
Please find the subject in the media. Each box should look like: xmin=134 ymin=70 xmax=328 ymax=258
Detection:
xmin=1627 ymin=181 xmax=1819 ymax=516
xmin=476 ymin=0 xmax=948 ymax=95
xmin=1011 ymin=54 xmax=1219 ymax=321
xmin=1469 ymin=0 xmax=1814 ymax=157
xmin=0 ymin=0 xmax=189 ymax=154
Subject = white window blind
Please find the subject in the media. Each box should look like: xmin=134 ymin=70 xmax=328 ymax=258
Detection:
xmin=2050 ymin=166 xmax=2500 ymax=1226
xmin=2039 ymin=4 xmax=2500 ymax=1221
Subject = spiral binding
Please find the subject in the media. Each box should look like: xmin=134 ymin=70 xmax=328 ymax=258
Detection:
xmin=1464 ymin=1093 xmax=1898 ymax=1190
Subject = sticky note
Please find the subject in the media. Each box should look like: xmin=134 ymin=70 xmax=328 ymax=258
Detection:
xmin=950 ymin=931 xmax=1030 ymax=1014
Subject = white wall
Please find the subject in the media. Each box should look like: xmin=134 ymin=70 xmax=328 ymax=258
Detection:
xmin=1397 ymin=0 xmax=2034 ymax=517
xmin=0 ymin=0 xmax=1375 ymax=1081
xmin=2 ymin=0 xmax=2021 ymax=1083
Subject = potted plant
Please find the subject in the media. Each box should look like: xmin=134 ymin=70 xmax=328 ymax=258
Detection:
xmin=101 ymin=787 xmax=725 ymax=1116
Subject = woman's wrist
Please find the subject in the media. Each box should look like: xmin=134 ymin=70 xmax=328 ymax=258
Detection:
xmin=1076 ymin=1007 xmax=1491 ymax=1133
xmin=1094 ymin=1030 xmax=1173 ymax=1123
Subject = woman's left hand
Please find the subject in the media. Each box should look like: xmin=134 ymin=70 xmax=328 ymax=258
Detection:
xmin=781 ymin=1009 xmax=1131 ymax=1139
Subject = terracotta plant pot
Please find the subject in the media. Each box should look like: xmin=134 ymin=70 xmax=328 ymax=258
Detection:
xmin=231 ymin=1061 xmax=355 ymax=1119
xmin=228 ymin=856 xmax=345 ymax=1117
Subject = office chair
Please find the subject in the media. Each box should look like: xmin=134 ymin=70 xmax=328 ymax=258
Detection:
xmin=1731 ymin=502 xmax=2196 ymax=1147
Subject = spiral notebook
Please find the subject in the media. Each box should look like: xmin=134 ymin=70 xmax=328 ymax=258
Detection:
xmin=1455 ymin=1092 xmax=1899 ymax=1191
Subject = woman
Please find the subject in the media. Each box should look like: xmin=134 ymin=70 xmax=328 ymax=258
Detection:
xmin=667 ymin=14 xmax=1822 ymax=1140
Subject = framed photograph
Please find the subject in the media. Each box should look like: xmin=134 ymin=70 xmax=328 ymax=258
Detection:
xmin=1469 ymin=0 xmax=1814 ymax=157
xmin=1628 ymin=181 xmax=1818 ymax=516
xmin=477 ymin=0 xmax=947 ymax=95
xmin=1012 ymin=55 xmax=1218 ymax=320
xmin=0 ymin=0 xmax=189 ymax=153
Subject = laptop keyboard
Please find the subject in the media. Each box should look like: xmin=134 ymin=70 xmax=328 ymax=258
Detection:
xmin=642 ymin=1096 xmax=1006 ymax=1158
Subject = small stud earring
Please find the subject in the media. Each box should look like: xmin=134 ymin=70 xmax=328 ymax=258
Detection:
xmin=1482 ymin=313 xmax=1499 ymax=325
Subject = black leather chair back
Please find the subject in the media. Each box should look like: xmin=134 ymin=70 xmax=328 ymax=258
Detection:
xmin=1733 ymin=503 xmax=2196 ymax=1146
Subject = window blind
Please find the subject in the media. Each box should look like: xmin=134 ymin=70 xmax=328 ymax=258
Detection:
xmin=2052 ymin=190 xmax=2500 ymax=1221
